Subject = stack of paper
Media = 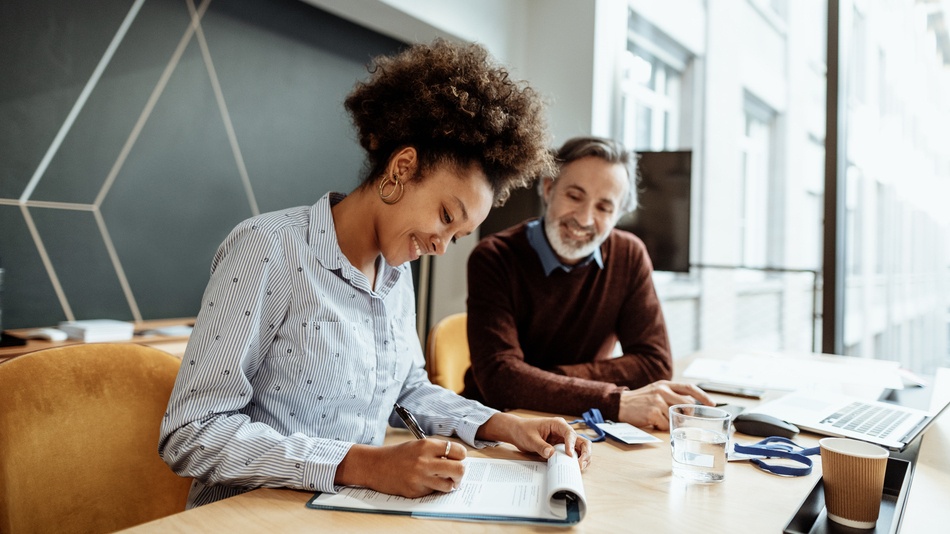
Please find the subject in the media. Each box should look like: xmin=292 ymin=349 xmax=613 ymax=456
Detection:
xmin=683 ymin=353 xmax=903 ymax=395
xmin=58 ymin=319 xmax=134 ymax=342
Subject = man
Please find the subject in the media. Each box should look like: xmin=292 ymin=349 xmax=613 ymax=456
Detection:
xmin=462 ymin=136 xmax=713 ymax=429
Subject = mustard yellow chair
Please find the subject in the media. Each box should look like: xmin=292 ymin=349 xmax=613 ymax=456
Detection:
xmin=425 ymin=313 xmax=471 ymax=394
xmin=0 ymin=343 xmax=192 ymax=533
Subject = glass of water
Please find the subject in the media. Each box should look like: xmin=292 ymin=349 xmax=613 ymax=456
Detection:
xmin=669 ymin=404 xmax=731 ymax=483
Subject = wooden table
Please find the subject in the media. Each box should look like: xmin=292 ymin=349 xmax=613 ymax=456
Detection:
xmin=0 ymin=317 xmax=194 ymax=362
xmin=120 ymin=358 xmax=950 ymax=533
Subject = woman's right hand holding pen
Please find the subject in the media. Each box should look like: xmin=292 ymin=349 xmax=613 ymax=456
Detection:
xmin=335 ymin=439 xmax=466 ymax=498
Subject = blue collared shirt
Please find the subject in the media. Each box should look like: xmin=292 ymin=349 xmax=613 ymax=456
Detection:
xmin=525 ymin=218 xmax=604 ymax=276
xmin=160 ymin=192 xmax=497 ymax=508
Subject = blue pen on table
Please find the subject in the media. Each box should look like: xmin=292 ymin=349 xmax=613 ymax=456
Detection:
xmin=394 ymin=403 xmax=427 ymax=439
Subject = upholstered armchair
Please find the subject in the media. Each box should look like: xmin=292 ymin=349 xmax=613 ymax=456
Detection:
xmin=0 ymin=343 xmax=191 ymax=533
xmin=424 ymin=313 xmax=470 ymax=394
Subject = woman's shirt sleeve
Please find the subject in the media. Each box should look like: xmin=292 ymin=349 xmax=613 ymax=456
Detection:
xmin=158 ymin=221 xmax=352 ymax=496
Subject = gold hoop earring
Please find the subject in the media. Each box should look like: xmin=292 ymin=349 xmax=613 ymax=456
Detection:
xmin=378 ymin=172 xmax=404 ymax=205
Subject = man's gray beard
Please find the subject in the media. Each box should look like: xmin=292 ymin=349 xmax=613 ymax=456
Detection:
xmin=543 ymin=217 xmax=603 ymax=261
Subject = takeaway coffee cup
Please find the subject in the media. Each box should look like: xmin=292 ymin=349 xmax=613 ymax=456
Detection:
xmin=819 ymin=437 xmax=889 ymax=529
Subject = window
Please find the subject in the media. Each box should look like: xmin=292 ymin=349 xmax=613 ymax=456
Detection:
xmin=801 ymin=135 xmax=825 ymax=270
xmin=620 ymin=47 xmax=681 ymax=151
xmin=620 ymin=13 xmax=691 ymax=151
xmin=622 ymin=2 xmax=827 ymax=357
xmin=618 ymin=1 xmax=949 ymax=370
xmin=844 ymin=165 xmax=862 ymax=276
xmin=849 ymin=6 xmax=867 ymax=105
xmin=739 ymin=93 xmax=777 ymax=271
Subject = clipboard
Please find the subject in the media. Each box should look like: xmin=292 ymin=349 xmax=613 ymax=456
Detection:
xmin=306 ymin=448 xmax=586 ymax=526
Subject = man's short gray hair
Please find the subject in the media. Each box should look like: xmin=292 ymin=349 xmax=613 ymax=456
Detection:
xmin=543 ymin=136 xmax=638 ymax=214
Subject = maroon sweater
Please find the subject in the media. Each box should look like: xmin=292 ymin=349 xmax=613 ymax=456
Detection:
xmin=462 ymin=220 xmax=672 ymax=420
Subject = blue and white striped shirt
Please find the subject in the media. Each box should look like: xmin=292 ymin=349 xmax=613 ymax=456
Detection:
xmin=159 ymin=192 xmax=498 ymax=508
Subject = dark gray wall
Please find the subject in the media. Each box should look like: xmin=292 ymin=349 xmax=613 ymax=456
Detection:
xmin=0 ymin=0 xmax=404 ymax=328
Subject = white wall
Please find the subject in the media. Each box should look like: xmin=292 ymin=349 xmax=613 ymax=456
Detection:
xmin=627 ymin=0 xmax=706 ymax=55
xmin=301 ymin=0 xmax=526 ymax=65
xmin=302 ymin=0 xmax=625 ymax=158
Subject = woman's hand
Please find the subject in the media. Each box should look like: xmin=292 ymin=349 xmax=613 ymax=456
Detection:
xmin=476 ymin=412 xmax=592 ymax=471
xmin=618 ymin=380 xmax=715 ymax=430
xmin=335 ymin=438 xmax=467 ymax=498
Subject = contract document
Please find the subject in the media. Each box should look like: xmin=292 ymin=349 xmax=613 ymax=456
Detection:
xmin=306 ymin=444 xmax=586 ymax=526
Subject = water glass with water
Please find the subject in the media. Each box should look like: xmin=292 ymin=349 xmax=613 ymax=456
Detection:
xmin=669 ymin=404 xmax=731 ymax=483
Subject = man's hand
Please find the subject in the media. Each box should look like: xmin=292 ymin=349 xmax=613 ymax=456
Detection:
xmin=476 ymin=412 xmax=592 ymax=471
xmin=335 ymin=438 xmax=467 ymax=498
xmin=618 ymin=380 xmax=714 ymax=430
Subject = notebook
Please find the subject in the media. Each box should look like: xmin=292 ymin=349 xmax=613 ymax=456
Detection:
xmin=306 ymin=445 xmax=586 ymax=526
xmin=749 ymin=389 xmax=950 ymax=451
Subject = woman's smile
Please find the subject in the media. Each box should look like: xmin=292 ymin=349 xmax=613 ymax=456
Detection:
xmin=410 ymin=235 xmax=425 ymax=260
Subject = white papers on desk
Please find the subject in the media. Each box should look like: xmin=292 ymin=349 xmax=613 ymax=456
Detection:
xmin=308 ymin=445 xmax=587 ymax=525
xmin=58 ymin=319 xmax=134 ymax=342
xmin=594 ymin=422 xmax=662 ymax=444
xmin=683 ymin=353 xmax=902 ymax=394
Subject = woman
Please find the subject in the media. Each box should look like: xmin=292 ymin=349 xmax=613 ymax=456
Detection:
xmin=159 ymin=39 xmax=590 ymax=508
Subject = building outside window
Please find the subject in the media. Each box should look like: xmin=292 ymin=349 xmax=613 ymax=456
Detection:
xmin=619 ymin=9 xmax=700 ymax=357
xmin=620 ymin=46 xmax=681 ymax=152
xmin=839 ymin=0 xmax=950 ymax=373
xmin=622 ymin=0 xmax=949 ymax=372
xmin=739 ymin=95 xmax=777 ymax=274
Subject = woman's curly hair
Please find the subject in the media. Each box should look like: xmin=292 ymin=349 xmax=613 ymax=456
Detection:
xmin=345 ymin=39 xmax=555 ymax=205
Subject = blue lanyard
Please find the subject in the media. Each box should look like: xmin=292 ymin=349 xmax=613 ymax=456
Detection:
xmin=733 ymin=437 xmax=821 ymax=477
xmin=568 ymin=409 xmax=607 ymax=442
xmin=571 ymin=413 xmax=820 ymax=475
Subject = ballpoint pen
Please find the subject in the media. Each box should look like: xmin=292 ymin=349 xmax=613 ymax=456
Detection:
xmin=393 ymin=402 xmax=427 ymax=439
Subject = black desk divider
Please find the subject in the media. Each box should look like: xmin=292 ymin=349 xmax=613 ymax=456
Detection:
xmin=784 ymin=457 xmax=911 ymax=534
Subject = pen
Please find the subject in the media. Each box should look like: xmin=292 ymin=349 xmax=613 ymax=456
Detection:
xmin=393 ymin=402 xmax=427 ymax=439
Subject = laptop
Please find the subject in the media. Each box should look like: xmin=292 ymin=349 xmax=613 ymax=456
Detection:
xmin=749 ymin=389 xmax=950 ymax=451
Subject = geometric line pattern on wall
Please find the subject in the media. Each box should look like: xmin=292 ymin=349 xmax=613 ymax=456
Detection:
xmin=187 ymin=0 xmax=259 ymax=218
xmin=7 ymin=0 xmax=148 ymax=322
xmin=0 ymin=0 xmax=404 ymax=329
xmin=3 ymin=0 xmax=259 ymax=323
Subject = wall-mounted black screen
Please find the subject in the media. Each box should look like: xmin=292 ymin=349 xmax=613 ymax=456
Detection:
xmin=616 ymin=150 xmax=692 ymax=273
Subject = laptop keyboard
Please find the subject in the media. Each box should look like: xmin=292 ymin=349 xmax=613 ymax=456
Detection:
xmin=821 ymin=402 xmax=911 ymax=438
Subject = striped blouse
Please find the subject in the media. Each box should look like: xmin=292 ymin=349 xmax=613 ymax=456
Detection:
xmin=159 ymin=192 xmax=497 ymax=508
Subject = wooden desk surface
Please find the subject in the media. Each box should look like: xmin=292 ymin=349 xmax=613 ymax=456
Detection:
xmin=123 ymin=423 xmax=822 ymax=533
xmin=0 ymin=317 xmax=193 ymax=362
xmin=120 ymin=356 xmax=950 ymax=533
